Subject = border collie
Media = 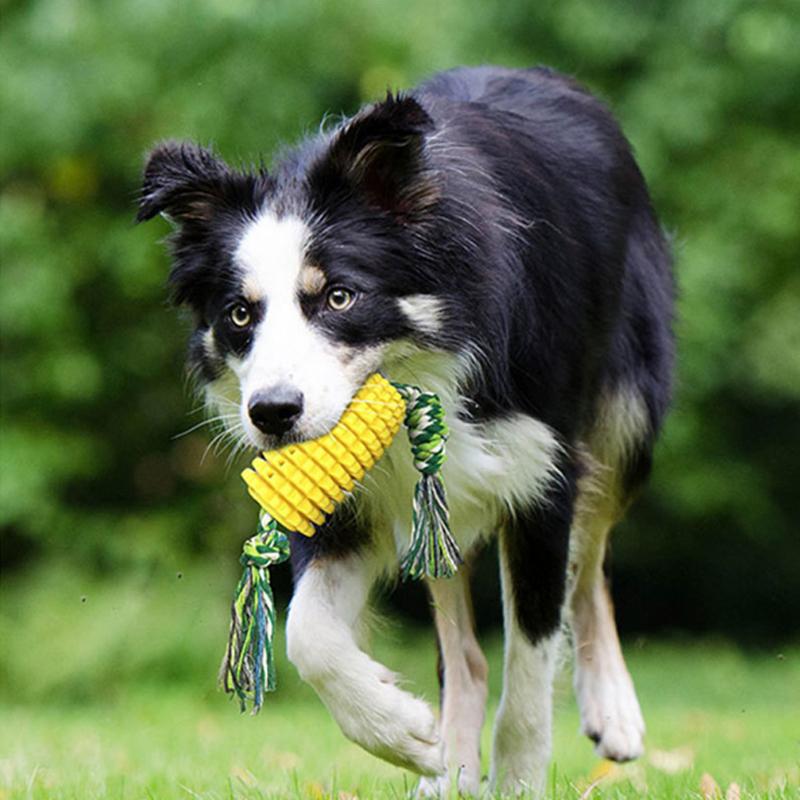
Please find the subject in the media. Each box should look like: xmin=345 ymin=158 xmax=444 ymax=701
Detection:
xmin=138 ymin=65 xmax=674 ymax=796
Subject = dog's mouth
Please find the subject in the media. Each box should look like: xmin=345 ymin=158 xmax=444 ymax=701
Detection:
xmin=240 ymin=364 xmax=384 ymax=456
xmin=247 ymin=407 xmax=350 ymax=454
xmin=253 ymin=429 xmax=314 ymax=452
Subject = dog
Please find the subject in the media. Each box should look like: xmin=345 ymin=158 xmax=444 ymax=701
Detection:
xmin=138 ymin=65 xmax=674 ymax=796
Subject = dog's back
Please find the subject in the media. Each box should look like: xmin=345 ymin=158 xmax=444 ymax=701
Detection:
xmin=412 ymin=65 xmax=674 ymax=483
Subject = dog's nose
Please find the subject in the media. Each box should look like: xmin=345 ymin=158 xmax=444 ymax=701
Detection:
xmin=248 ymin=386 xmax=304 ymax=436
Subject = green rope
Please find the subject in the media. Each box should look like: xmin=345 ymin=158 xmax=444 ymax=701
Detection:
xmin=392 ymin=383 xmax=462 ymax=581
xmin=220 ymin=512 xmax=290 ymax=713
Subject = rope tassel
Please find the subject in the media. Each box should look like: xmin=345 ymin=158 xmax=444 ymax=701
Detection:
xmin=392 ymin=383 xmax=463 ymax=580
xmin=219 ymin=513 xmax=290 ymax=713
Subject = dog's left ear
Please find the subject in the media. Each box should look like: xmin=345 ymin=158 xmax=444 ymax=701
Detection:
xmin=137 ymin=141 xmax=234 ymax=225
xmin=316 ymin=93 xmax=438 ymax=219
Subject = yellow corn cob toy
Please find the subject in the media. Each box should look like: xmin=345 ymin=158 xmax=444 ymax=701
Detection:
xmin=222 ymin=373 xmax=461 ymax=713
xmin=241 ymin=373 xmax=406 ymax=537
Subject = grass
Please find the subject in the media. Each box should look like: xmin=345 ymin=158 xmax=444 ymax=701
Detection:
xmin=1 ymin=562 xmax=798 ymax=799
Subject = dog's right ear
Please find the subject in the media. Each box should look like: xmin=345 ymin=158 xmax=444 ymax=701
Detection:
xmin=137 ymin=141 xmax=230 ymax=224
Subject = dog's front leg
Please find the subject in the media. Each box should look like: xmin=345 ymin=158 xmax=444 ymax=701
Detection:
xmin=286 ymin=551 xmax=444 ymax=776
xmin=490 ymin=465 xmax=576 ymax=796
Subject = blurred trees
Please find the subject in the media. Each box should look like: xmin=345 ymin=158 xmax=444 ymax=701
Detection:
xmin=1 ymin=0 xmax=798 ymax=640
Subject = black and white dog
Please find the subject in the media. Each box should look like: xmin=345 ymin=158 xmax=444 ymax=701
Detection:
xmin=139 ymin=66 xmax=674 ymax=795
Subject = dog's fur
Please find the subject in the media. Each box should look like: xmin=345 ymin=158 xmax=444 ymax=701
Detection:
xmin=139 ymin=66 xmax=674 ymax=795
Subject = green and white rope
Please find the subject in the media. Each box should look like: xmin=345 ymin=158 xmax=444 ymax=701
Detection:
xmin=392 ymin=382 xmax=462 ymax=580
xmin=220 ymin=512 xmax=290 ymax=713
xmin=221 ymin=379 xmax=461 ymax=713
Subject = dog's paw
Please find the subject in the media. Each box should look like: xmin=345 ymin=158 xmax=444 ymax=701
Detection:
xmin=418 ymin=764 xmax=481 ymax=797
xmin=366 ymin=692 xmax=443 ymax=775
xmin=489 ymin=771 xmax=546 ymax=798
xmin=417 ymin=773 xmax=449 ymax=798
xmin=320 ymin=672 xmax=444 ymax=775
xmin=577 ymin=667 xmax=645 ymax=762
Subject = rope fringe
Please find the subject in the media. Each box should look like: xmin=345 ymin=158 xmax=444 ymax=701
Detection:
xmin=219 ymin=513 xmax=290 ymax=713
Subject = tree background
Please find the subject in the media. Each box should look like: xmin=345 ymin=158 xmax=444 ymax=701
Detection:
xmin=2 ymin=0 xmax=798 ymax=643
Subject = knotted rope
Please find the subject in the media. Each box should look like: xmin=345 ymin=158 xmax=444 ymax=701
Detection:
xmin=392 ymin=383 xmax=461 ymax=580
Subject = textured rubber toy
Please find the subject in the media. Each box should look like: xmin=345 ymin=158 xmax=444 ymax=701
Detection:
xmin=241 ymin=373 xmax=405 ymax=536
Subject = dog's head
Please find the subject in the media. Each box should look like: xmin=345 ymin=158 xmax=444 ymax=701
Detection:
xmin=138 ymin=94 xmax=450 ymax=452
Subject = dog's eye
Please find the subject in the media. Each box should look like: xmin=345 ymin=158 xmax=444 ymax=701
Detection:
xmin=327 ymin=288 xmax=355 ymax=312
xmin=228 ymin=302 xmax=252 ymax=328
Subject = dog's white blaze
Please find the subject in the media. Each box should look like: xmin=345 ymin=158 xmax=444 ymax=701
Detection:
xmin=236 ymin=212 xmax=308 ymax=305
xmin=398 ymin=294 xmax=445 ymax=335
xmin=231 ymin=210 xmax=376 ymax=445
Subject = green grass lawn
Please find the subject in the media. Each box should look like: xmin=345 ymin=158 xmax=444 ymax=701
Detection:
xmin=1 ymin=564 xmax=798 ymax=799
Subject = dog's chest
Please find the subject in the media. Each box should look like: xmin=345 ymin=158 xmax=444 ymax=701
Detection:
xmin=360 ymin=355 xmax=562 ymax=560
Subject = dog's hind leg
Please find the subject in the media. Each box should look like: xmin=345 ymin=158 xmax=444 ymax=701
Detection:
xmin=418 ymin=567 xmax=488 ymax=797
xmin=568 ymin=456 xmax=645 ymax=762
xmin=286 ymin=551 xmax=444 ymax=776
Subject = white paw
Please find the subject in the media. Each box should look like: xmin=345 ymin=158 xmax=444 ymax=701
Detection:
xmin=490 ymin=771 xmax=546 ymax=798
xmin=319 ymin=671 xmax=444 ymax=775
xmin=576 ymin=666 xmax=645 ymax=762
xmin=417 ymin=774 xmax=449 ymax=798
xmin=455 ymin=765 xmax=481 ymax=796
xmin=490 ymin=731 xmax=549 ymax=797
xmin=368 ymin=691 xmax=443 ymax=775
xmin=418 ymin=764 xmax=481 ymax=797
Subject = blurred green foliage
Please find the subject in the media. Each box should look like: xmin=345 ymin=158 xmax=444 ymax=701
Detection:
xmin=1 ymin=0 xmax=798 ymax=639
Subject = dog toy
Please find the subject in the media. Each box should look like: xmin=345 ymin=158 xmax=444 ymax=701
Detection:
xmin=220 ymin=373 xmax=461 ymax=712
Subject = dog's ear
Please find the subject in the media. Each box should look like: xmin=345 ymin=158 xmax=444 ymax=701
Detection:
xmin=137 ymin=141 xmax=232 ymax=225
xmin=317 ymin=93 xmax=438 ymax=219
